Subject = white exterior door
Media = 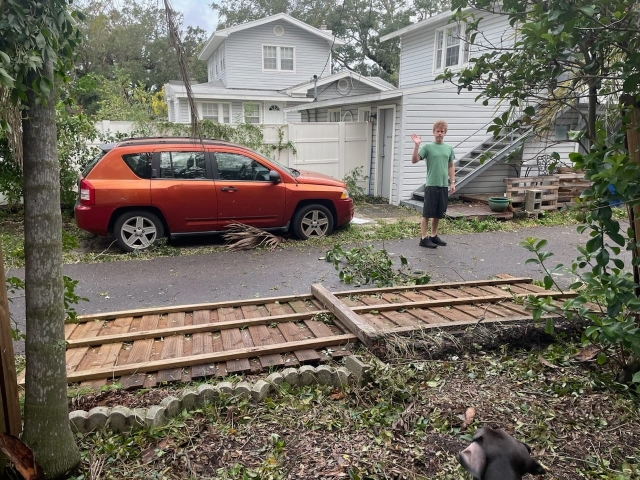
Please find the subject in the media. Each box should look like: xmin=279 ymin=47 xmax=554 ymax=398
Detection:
xmin=376 ymin=107 xmax=394 ymax=200
xmin=264 ymin=103 xmax=285 ymax=124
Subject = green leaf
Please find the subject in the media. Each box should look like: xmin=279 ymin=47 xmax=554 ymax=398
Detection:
xmin=596 ymin=352 xmax=607 ymax=365
xmin=578 ymin=6 xmax=596 ymax=17
xmin=0 ymin=68 xmax=15 ymax=87
xmin=35 ymin=33 xmax=46 ymax=49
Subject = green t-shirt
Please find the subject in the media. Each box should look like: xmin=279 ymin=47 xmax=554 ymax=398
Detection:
xmin=418 ymin=142 xmax=455 ymax=187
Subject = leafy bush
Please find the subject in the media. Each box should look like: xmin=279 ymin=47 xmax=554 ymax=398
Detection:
xmin=324 ymin=244 xmax=430 ymax=287
xmin=343 ymin=166 xmax=369 ymax=203
xmin=521 ymin=123 xmax=640 ymax=387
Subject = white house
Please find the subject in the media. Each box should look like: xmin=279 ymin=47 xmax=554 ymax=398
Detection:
xmin=164 ymin=13 xmax=395 ymax=126
xmin=287 ymin=8 xmax=584 ymax=206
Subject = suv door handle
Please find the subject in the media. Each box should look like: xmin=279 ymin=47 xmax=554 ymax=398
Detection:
xmin=221 ymin=186 xmax=238 ymax=192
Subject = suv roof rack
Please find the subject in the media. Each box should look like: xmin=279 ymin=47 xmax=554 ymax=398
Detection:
xmin=114 ymin=137 xmax=231 ymax=147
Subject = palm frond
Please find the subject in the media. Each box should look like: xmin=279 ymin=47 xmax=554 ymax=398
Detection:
xmin=222 ymin=223 xmax=285 ymax=251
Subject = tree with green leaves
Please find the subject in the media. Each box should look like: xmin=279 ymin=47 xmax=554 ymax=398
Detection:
xmin=211 ymin=0 xmax=448 ymax=83
xmin=445 ymin=0 xmax=640 ymax=382
xmin=0 ymin=0 xmax=82 ymax=476
xmin=75 ymin=0 xmax=207 ymax=87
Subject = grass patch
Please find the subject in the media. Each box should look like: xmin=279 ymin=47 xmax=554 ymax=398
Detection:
xmin=0 ymin=206 xmax=605 ymax=268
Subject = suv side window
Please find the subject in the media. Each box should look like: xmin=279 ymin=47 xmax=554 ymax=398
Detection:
xmin=122 ymin=153 xmax=152 ymax=179
xmin=214 ymin=152 xmax=271 ymax=181
xmin=159 ymin=151 xmax=207 ymax=179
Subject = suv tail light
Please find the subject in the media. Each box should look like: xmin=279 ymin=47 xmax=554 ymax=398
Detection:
xmin=79 ymin=178 xmax=95 ymax=206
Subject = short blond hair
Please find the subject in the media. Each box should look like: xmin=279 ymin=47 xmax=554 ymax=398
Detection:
xmin=433 ymin=120 xmax=448 ymax=133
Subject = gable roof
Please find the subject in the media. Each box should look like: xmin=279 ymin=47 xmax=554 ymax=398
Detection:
xmin=380 ymin=8 xmax=472 ymax=42
xmin=199 ymin=13 xmax=346 ymax=61
xmin=285 ymin=70 xmax=396 ymax=97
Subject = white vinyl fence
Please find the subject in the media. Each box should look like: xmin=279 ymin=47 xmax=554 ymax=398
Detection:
xmin=92 ymin=120 xmax=371 ymax=181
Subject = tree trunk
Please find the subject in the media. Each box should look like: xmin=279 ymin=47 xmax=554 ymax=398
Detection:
xmin=20 ymin=60 xmax=80 ymax=478
xmin=621 ymin=95 xmax=640 ymax=299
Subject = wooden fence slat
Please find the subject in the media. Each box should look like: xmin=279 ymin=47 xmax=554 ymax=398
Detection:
xmin=191 ymin=310 xmax=217 ymax=379
xmin=243 ymin=305 xmax=283 ymax=368
xmin=61 ymin=334 xmax=357 ymax=383
xmin=75 ymin=294 xmax=316 ymax=322
xmin=66 ymin=310 xmax=327 ymax=348
xmin=347 ymin=291 xmax=576 ymax=314
xmin=332 ymin=277 xmax=534 ymax=297
xmin=157 ymin=312 xmax=185 ymax=383
xmin=219 ymin=308 xmax=252 ymax=373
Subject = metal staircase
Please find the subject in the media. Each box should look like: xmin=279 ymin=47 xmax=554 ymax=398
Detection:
xmin=401 ymin=127 xmax=531 ymax=211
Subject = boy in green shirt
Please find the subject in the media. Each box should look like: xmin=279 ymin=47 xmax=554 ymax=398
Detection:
xmin=411 ymin=120 xmax=455 ymax=248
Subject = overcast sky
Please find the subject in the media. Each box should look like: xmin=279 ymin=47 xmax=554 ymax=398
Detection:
xmin=171 ymin=0 xmax=219 ymax=34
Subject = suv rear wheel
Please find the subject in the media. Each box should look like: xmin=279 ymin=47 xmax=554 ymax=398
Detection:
xmin=114 ymin=211 xmax=164 ymax=252
xmin=292 ymin=204 xmax=334 ymax=240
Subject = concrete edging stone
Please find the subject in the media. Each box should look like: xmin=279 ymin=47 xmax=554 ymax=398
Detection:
xmin=69 ymin=356 xmax=369 ymax=434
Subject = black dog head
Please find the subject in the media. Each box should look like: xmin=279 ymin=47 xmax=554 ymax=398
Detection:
xmin=457 ymin=427 xmax=546 ymax=480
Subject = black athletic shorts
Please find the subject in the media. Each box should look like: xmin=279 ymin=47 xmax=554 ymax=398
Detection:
xmin=422 ymin=186 xmax=449 ymax=219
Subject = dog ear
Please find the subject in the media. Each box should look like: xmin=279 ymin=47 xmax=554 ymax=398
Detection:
xmin=457 ymin=438 xmax=486 ymax=479
xmin=519 ymin=441 xmax=546 ymax=475
xmin=526 ymin=458 xmax=546 ymax=475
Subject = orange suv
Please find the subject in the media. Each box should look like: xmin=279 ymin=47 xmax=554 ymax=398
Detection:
xmin=75 ymin=137 xmax=354 ymax=251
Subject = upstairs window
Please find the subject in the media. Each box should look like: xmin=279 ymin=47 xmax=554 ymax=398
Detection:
xmin=263 ymin=45 xmax=295 ymax=72
xmin=434 ymin=23 xmax=469 ymax=71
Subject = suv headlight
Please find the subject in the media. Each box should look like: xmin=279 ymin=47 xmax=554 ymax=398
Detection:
xmin=341 ymin=189 xmax=350 ymax=199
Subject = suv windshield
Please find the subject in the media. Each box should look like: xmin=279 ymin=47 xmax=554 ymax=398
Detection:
xmin=268 ymin=157 xmax=299 ymax=177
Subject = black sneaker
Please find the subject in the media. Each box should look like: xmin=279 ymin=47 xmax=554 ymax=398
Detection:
xmin=430 ymin=235 xmax=447 ymax=246
xmin=419 ymin=237 xmax=437 ymax=249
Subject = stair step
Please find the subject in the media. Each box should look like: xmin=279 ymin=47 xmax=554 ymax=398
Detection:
xmin=400 ymin=198 xmax=423 ymax=213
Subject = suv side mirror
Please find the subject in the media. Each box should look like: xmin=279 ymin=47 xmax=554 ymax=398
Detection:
xmin=269 ymin=170 xmax=281 ymax=183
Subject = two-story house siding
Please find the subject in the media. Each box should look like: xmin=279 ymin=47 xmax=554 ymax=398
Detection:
xmin=377 ymin=8 xmax=583 ymax=203
xmin=224 ymin=22 xmax=333 ymax=90
xmin=208 ymin=44 xmax=227 ymax=85
xmin=391 ymin=10 xmax=518 ymax=199
xmin=165 ymin=14 xmax=346 ymax=127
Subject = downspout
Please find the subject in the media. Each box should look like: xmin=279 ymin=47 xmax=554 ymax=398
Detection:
xmin=368 ymin=112 xmax=377 ymax=196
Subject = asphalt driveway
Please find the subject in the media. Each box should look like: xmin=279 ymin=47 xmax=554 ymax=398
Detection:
xmin=8 ymin=223 xmax=616 ymax=354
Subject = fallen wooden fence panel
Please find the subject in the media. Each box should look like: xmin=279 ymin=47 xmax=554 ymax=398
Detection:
xmin=16 ymin=275 xmax=576 ymax=389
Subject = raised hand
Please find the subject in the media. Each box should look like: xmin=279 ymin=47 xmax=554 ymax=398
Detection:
xmin=411 ymin=133 xmax=422 ymax=146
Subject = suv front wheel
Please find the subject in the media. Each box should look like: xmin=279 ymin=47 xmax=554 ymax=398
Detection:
xmin=292 ymin=204 xmax=334 ymax=240
xmin=114 ymin=211 xmax=164 ymax=252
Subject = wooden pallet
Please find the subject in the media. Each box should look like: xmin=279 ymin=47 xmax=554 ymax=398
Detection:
xmin=505 ymin=175 xmax=559 ymax=210
xmin=557 ymin=173 xmax=590 ymax=203
xmin=16 ymin=276 xmax=576 ymax=389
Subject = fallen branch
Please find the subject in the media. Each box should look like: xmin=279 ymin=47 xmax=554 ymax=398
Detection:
xmin=222 ymin=223 xmax=285 ymax=251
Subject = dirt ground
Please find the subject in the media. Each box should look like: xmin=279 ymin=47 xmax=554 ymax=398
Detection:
xmin=65 ymin=323 xmax=640 ymax=480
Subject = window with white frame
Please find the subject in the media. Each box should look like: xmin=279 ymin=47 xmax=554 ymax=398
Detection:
xmin=263 ymin=45 xmax=295 ymax=72
xmin=358 ymin=107 xmax=371 ymax=122
xmin=433 ymin=23 xmax=469 ymax=71
xmin=243 ymin=102 xmax=262 ymax=124
xmin=328 ymin=108 xmax=341 ymax=122
xmin=201 ymin=102 xmax=231 ymax=124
